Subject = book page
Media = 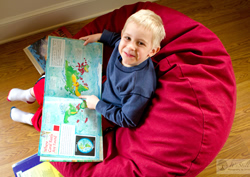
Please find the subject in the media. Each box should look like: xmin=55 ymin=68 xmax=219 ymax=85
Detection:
xmin=39 ymin=36 xmax=103 ymax=162
xmin=49 ymin=38 xmax=65 ymax=67
xmin=59 ymin=124 xmax=75 ymax=156
xmin=45 ymin=37 xmax=103 ymax=99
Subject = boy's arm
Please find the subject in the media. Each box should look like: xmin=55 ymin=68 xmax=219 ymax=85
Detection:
xmin=79 ymin=93 xmax=147 ymax=128
xmin=79 ymin=30 xmax=120 ymax=47
xmin=96 ymin=94 xmax=150 ymax=128
xmin=79 ymin=33 xmax=102 ymax=46
xmin=99 ymin=29 xmax=121 ymax=47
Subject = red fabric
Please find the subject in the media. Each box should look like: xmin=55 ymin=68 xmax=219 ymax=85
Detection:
xmin=50 ymin=2 xmax=236 ymax=176
xmin=32 ymin=78 xmax=45 ymax=131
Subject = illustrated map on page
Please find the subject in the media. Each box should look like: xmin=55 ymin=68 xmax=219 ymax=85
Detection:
xmin=38 ymin=36 xmax=103 ymax=162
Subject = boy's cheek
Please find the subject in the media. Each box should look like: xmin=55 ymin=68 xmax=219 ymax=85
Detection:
xmin=118 ymin=43 xmax=124 ymax=54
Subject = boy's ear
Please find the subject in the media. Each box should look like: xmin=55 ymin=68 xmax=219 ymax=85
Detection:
xmin=148 ymin=46 xmax=160 ymax=57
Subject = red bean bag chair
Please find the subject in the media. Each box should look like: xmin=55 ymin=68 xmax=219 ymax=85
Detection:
xmin=51 ymin=2 xmax=236 ymax=176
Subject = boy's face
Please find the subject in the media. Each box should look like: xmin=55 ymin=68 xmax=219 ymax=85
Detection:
xmin=119 ymin=22 xmax=159 ymax=67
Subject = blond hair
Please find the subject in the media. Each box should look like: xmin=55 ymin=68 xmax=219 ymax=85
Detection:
xmin=122 ymin=9 xmax=166 ymax=48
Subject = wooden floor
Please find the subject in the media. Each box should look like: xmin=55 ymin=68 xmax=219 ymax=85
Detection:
xmin=0 ymin=0 xmax=249 ymax=176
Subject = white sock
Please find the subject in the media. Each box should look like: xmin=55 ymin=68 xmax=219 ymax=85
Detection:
xmin=10 ymin=107 xmax=33 ymax=125
xmin=7 ymin=88 xmax=36 ymax=104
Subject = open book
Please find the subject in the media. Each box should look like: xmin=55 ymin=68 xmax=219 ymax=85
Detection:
xmin=38 ymin=36 xmax=103 ymax=162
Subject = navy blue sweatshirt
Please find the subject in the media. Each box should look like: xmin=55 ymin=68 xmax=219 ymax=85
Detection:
xmin=96 ymin=30 xmax=157 ymax=127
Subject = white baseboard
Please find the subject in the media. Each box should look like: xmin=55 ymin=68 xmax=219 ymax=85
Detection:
xmin=0 ymin=0 xmax=154 ymax=44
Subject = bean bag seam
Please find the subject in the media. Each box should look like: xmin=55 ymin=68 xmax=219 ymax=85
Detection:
xmin=177 ymin=65 xmax=206 ymax=176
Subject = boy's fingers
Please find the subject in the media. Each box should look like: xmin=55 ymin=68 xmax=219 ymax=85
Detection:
xmin=79 ymin=37 xmax=89 ymax=45
xmin=79 ymin=95 xmax=87 ymax=99
xmin=79 ymin=36 xmax=87 ymax=40
xmin=83 ymin=41 xmax=89 ymax=46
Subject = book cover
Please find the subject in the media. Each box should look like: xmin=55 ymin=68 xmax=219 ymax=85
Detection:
xmin=12 ymin=154 xmax=63 ymax=177
xmin=24 ymin=27 xmax=73 ymax=75
xmin=38 ymin=36 xmax=103 ymax=162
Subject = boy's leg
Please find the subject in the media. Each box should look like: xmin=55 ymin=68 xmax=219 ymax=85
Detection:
xmin=33 ymin=76 xmax=45 ymax=106
xmin=8 ymin=87 xmax=36 ymax=125
xmin=31 ymin=107 xmax=42 ymax=132
xmin=10 ymin=107 xmax=33 ymax=125
xmin=7 ymin=88 xmax=36 ymax=104
xmin=31 ymin=76 xmax=45 ymax=131
xmin=8 ymin=76 xmax=45 ymax=131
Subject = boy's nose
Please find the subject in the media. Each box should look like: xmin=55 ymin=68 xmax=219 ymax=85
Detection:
xmin=127 ymin=42 xmax=136 ymax=50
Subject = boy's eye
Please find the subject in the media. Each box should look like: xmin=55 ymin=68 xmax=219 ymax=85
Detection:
xmin=138 ymin=41 xmax=145 ymax=46
xmin=124 ymin=36 xmax=131 ymax=40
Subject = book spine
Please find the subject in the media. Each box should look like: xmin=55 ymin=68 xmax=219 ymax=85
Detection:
xmin=23 ymin=46 xmax=44 ymax=75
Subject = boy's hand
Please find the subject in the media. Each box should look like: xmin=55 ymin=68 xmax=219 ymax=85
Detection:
xmin=79 ymin=33 xmax=102 ymax=46
xmin=79 ymin=95 xmax=99 ymax=109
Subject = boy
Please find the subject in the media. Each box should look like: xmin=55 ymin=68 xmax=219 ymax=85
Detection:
xmin=79 ymin=9 xmax=165 ymax=127
xmin=8 ymin=10 xmax=165 ymax=129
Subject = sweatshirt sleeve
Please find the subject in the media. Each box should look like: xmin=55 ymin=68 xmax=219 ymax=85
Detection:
xmin=99 ymin=29 xmax=121 ymax=47
xmin=96 ymin=94 xmax=150 ymax=128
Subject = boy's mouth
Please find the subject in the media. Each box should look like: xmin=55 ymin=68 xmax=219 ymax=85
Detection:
xmin=124 ymin=51 xmax=135 ymax=58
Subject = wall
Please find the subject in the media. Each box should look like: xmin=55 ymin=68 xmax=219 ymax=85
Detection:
xmin=0 ymin=0 xmax=153 ymax=44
